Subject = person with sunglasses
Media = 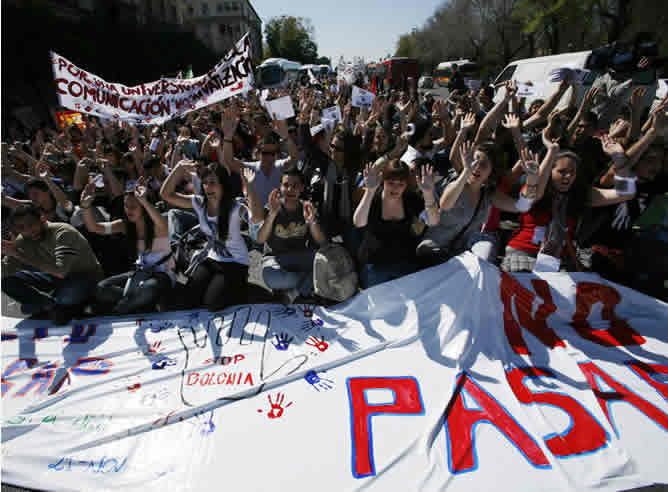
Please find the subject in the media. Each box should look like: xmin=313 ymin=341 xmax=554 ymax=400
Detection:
xmin=220 ymin=105 xmax=300 ymax=208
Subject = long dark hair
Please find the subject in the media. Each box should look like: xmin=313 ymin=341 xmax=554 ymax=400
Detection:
xmin=533 ymin=151 xmax=590 ymax=216
xmin=474 ymin=140 xmax=501 ymax=189
xmin=200 ymin=163 xmax=235 ymax=242
xmin=123 ymin=192 xmax=155 ymax=258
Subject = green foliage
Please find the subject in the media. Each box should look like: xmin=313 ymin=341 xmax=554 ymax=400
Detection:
xmin=263 ymin=16 xmax=320 ymax=64
xmin=395 ymin=34 xmax=417 ymax=58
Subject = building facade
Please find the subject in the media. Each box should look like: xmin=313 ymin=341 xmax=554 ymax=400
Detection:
xmin=130 ymin=0 xmax=262 ymax=60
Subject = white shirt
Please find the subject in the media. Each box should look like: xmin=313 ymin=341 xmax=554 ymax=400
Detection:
xmin=191 ymin=195 xmax=249 ymax=265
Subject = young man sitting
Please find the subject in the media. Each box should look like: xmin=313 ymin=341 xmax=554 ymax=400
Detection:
xmin=1 ymin=204 xmax=104 ymax=325
xmin=245 ymin=166 xmax=327 ymax=304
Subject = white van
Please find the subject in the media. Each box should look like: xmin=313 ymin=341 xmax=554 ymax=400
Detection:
xmin=493 ymin=50 xmax=660 ymax=125
xmin=493 ymin=51 xmax=593 ymax=109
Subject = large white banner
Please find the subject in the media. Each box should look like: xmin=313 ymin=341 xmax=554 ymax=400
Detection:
xmin=51 ymin=34 xmax=254 ymax=125
xmin=2 ymin=253 xmax=668 ymax=491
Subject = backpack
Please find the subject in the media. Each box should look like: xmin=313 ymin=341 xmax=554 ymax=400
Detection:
xmin=313 ymin=243 xmax=358 ymax=302
xmin=172 ymin=224 xmax=208 ymax=283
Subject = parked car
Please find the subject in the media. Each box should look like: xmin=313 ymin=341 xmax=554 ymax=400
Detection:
xmin=418 ymin=75 xmax=434 ymax=89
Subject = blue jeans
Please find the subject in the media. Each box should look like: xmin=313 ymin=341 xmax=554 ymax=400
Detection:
xmin=359 ymin=262 xmax=420 ymax=289
xmin=2 ymin=270 xmax=95 ymax=314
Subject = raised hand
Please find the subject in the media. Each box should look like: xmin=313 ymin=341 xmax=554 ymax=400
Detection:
xmin=80 ymin=180 xmax=97 ymax=208
xmin=221 ymin=105 xmax=240 ymax=137
xmin=582 ymin=87 xmax=599 ymax=110
xmin=519 ymin=148 xmax=539 ymax=176
xmin=416 ymin=164 xmax=436 ymax=193
xmin=608 ymin=118 xmax=629 ymax=139
xmin=241 ymin=168 xmax=256 ymax=188
xmin=362 ymin=162 xmax=380 ymax=190
xmin=504 ymin=80 xmax=518 ymax=99
xmin=268 ymin=188 xmax=281 ymax=215
xmin=502 ymin=113 xmax=521 ymax=131
xmin=601 ymin=134 xmax=625 ymax=156
xmin=541 ymin=127 xmax=560 ymax=152
xmin=303 ymin=200 xmax=316 ymax=223
xmin=458 ymin=140 xmax=474 ymax=172
xmin=461 ymin=112 xmax=476 ymax=133
xmin=1 ymin=232 xmax=21 ymax=257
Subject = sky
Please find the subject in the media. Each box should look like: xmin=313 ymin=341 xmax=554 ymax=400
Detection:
xmin=249 ymin=0 xmax=445 ymax=64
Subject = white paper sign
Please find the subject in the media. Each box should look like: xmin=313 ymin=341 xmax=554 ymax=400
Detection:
xmin=465 ymin=79 xmax=482 ymax=90
xmin=516 ymin=82 xmax=537 ymax=97
xmin=321 ymin=105 xmax=342 ymax=123
xmin=352 ymin=86 xmax=376 ymax=108
xmin=265 ymin=96 xmax=295 ymax=121
xmin=321 ymin=117 xmax=337 ymax=133
xmin=310 ymin=123 xmax=324 ymax=136
xmin=51 ymin=34 xmax=254 ymax=125
xmin=400 ymin=145 xmax=419 ymax=166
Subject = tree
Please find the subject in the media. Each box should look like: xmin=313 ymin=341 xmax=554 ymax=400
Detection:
xmin=263 ymin=16 xmax=320 ymax=64
xmin=316 ymin=56 xmax=331 ymax=66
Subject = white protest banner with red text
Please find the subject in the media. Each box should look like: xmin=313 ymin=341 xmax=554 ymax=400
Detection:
xmin=51 ymin=34 xmax=254 ymax=125
xmin=2 ymin=253 xmax=668 ymax=491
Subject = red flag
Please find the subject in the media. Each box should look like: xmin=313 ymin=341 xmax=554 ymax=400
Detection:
xmin=371 ymin=76 xmax=376 ymax=95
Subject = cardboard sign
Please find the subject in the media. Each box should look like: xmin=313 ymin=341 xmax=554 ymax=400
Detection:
xmin=352 ymin=86 xmax=375 ymax=108
xmin=55 ymin=110 xmax=85 ymax=130
xmin=321 ymin=105 xmax=342 ymax=123
xmin=51 ymin=33 xmax=254 ymax=125
xmin=265 ymin=96 xmax=295 ymax=121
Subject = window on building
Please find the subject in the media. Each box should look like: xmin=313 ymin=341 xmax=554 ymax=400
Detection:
xmin=225 ymin=2 xmax=231 ymax=11
xmin=187 ymin=6 xmax=194 ymax=16
xmin=202 ymin=2 xmax=208 ymax=15
xmin=219 ymin=24 xmax=226 ymax=35
xmin=217 ymin=3 xmax=223 ymax=13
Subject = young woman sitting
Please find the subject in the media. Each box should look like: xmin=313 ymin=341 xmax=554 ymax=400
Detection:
xmin=160 ymin=161 xmax=249 ymax=311
xmin=80 ymin=177 xmax=173 ymax=314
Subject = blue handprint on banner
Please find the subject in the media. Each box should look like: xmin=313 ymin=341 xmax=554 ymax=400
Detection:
xmin=272 ymin=333 xmax=293 ymax=351
xmin=304 ymin=370 xmax=334 ymax=392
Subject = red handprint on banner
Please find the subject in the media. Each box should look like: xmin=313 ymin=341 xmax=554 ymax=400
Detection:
xmin=298 ymin=305 xmax=314 ymax=318
xmin=264 ymin=392 xmax=293 ymax=419
xmin=306 ymin=336 xmax=328 ymax=352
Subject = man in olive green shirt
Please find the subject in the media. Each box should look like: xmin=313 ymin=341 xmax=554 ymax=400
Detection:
xmin=2 ymin=204 xmax=104 ymax=325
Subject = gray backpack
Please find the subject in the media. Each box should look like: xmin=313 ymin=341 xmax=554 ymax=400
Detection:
xmin=313 ymin=243 xmax=358 ymax=302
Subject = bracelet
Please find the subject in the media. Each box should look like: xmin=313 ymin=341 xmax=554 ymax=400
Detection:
xmin=515 ymin=194 xmax=534 ymax=212
xmin=614 ymin=175 xmax=637 ymax=195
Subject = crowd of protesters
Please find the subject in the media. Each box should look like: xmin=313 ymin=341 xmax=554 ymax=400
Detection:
xmin=2 ymin=59 xmax=667 ymax=325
